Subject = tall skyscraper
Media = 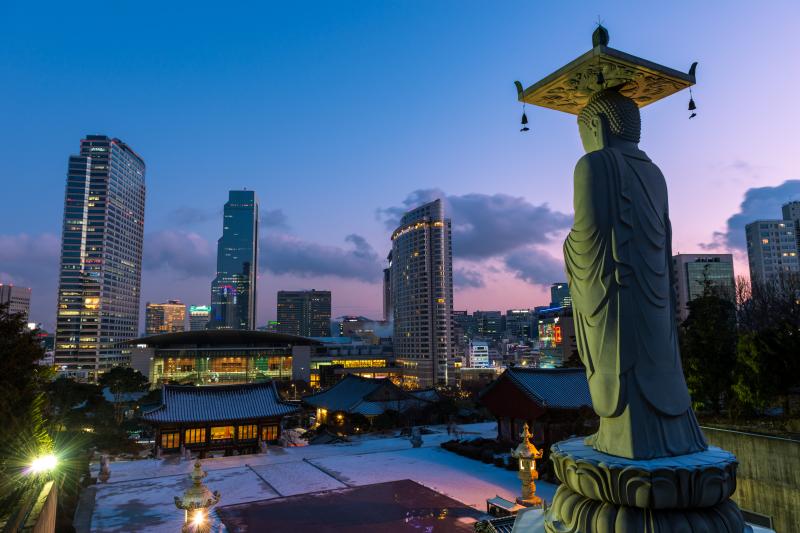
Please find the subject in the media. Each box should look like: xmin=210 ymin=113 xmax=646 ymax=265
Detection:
xmin=550 ymin=282 xmax=572 ymax=308
xmin=782 ymin=201 xmax=800 ymax=251
xmin=382 ymin=252 xmax=392 ymax=322
xmin=276 ymin=290 xmax=331 ymax=337
xmin=54 ymin=135 xmax=146 ymax=381
xmin=209 ymin=190 xmax=259 ymax=330
xmin=145 ymin=300 xmax=186 ymax=335
xmin=672 ymin=254 xmax=735 ymax=322
xmin=745 ymin=220 xmax=800 ymax=284
xmin=189 ymin=305 xmax=211 ymax=331
xmin=390 ymin=199 xmax=455 ymax=388
xmin=0 ymin=283 xmax=31 ymax=320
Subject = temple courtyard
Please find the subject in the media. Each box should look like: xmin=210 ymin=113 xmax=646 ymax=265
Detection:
xmin=74 ymin=422 xmax=556 ymax=532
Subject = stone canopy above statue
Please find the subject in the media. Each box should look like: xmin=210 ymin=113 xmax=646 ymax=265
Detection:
xmin=515 ymin=26 xmax=696 ymax=114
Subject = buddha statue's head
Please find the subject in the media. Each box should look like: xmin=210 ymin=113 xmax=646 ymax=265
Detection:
xmin=578 ymin=88 xmax=641 ymax=153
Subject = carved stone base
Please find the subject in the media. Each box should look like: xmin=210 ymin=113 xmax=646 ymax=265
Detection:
xmin=549 ymin=438 xmax=739 ymax=509
xmin=517 ymin=495 xmax=543 ymax=508
xmin=545 ymin=485 xmax=748 ymax=533
xmin=544 ymin=438 xmax=749 ymax=532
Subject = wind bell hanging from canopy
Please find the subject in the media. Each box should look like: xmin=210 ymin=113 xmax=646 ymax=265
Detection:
xmin=514 ymin=25 xmax=699 ymax=128
xmin=520 ymin=104 xmax=530 ymax=132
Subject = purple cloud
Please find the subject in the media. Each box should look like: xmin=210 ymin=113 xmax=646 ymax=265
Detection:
xmin=262 ymin=233 xmax=381 ymax=283
xmin=379 ymin=189 xmax=572 ymax=259
xmin=701 ymin=179 xmax=800 ymax=250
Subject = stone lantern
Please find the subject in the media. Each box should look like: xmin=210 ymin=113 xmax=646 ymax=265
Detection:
xmin=174 ymin=460 xmax=221 ymax=533
xmin=511 ymin=423 xmax=543 ymax=507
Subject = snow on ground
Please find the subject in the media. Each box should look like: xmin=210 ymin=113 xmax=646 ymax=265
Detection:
xmin=310 ymin=445 xmax=556 ymax=509
xmin=248 ymin=460 xmax=346 ymax=496
xmin=89 ymin=466 xmax=278 ymax=533
xmin=80 ymin=422 xmax=555 ymax=533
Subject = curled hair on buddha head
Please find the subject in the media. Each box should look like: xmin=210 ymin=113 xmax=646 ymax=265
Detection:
xmin=578 ymin=86 xmax=641 ymax=143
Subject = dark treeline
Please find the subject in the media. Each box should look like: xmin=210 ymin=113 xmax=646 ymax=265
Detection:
xmin=679 ymin=273 xmax=800 ymax=419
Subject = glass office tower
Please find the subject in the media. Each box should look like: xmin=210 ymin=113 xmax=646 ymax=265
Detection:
xmin=54 ymin=135 xmax=146 ymax=381
xmin=209 ymin=190 xmax=259 ymax=330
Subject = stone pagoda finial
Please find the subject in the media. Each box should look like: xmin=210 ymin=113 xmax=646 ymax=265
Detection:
xmin=174 ymin=461 xmax=221 ymax=533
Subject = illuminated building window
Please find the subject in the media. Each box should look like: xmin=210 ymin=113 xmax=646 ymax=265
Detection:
xmin=184 ymin=428 xmax=206 ymax=445
xmin=161 ymin=432 xmax=180 ymax=449
xmin=238 ymin=424 xmax=258 ymax=440
xmin=261 ymin=425 xmax=278 ymax=441
xmin=210 ymin=426 xmax=234 ymax=441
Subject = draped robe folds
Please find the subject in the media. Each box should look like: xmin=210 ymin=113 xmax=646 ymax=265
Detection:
xmin=564 ymin=146 xmax=707 ymax=459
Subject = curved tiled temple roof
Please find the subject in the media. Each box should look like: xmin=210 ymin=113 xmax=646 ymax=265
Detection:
xmin=142 ymin=381 xmax=299 ymax=424
xmin=302 ymin=375 xmax=439 ymax=416
xmin=482 ymin=367 xmax=592 ymax=410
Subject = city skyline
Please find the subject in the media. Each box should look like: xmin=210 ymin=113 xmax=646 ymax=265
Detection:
xmin=3 ymin=2 xmax=800 ymax=330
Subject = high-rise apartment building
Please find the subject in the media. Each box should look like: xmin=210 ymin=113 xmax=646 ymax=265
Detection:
xmin=390 ymin=199 xmax=455 ymax=388
xmin=189 ymin=305 xmax=211 ymax=331
xmin=745 ymin=220 xmax=800 ymax=284
xmin=505 ymin=309 xmax=536 ymax=340
xmin=550 ymin=282 xmax=572 ymax=308
xmin=0 ymin=284 xmax=31 ymax=320
xmin=452 ymin=310 xmax=477 ymax=346
xmin=473 ymin=310 xmax=503 ymax=340
xmin=54 ymin=135 xmax=146 ymax=380
xmin=209 ymin=190 xmax=259 ymax=330
xmin=276 ymin=290 xmax=332 ymax=337
xmin=782 ymin=201 xmax=800 ymax=251
xmin=145 ymin=300 xmax=186 ymax=335
xmin=672 ymin=254 xmax=735 ymax=322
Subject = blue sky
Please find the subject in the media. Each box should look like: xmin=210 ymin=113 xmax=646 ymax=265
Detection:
xmin=2 ymin=1 xmax=800 ymax=329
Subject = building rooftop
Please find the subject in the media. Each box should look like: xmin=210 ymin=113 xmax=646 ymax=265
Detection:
xmin=76 ymin=422 xmax=547 ymax=533
xmin=302 ymin=375 xmax=438 ymax=416
xmin=141 ymin=381 xmax=299 ymax=424
xmin=127 ymin=329 xmax=323 ymax=348
xmin=218 ymin=479 xmax=484 ymax=532
xmin=483 ymin=367 xmax=592 ymax=410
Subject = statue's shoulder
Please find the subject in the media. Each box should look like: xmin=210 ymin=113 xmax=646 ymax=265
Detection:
xmin=574 ymin=150 xmax=613 ymax=183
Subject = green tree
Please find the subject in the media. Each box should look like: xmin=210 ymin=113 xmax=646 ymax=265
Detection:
xmin=732 ymin=275 xmax=800 ymax=416
xmin=733 ymin=325 xmax=800 ymax=414
xmin=679 ymin=287 xmax=737 ymax=414
xmin=0 ymin=304 xmax=53 ymax=509
xmin=98 ymin=367 xmax=148 ymax=424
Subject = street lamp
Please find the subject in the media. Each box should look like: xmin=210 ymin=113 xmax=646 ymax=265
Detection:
xmin=29 ymin=454 xmax=57 ymax=474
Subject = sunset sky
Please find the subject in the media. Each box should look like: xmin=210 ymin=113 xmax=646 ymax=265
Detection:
xmin=2 ymin=0 xmax=800 ymax=330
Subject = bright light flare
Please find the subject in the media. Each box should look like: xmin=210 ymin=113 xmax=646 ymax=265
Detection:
xmin=30 ymin=454 xmax=57 ymax=473
xmin=191 ymin=509 xmax=206 ymax=528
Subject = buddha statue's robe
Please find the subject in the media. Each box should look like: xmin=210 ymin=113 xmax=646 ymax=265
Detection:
xmin=564 ymin=145 xmax=707 ymax=459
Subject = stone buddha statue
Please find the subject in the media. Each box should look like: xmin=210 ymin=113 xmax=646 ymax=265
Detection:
xmin=564 ymin=87 xmax=707 ymax=459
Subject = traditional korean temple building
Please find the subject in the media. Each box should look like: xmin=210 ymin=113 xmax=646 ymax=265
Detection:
xmin=142 ymin=381 xmax=299 ymax=455
xmin=479 ymin=367 xmax=595 ymax=446
xmin=303 ymin=374 xmax=439 ymax=425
